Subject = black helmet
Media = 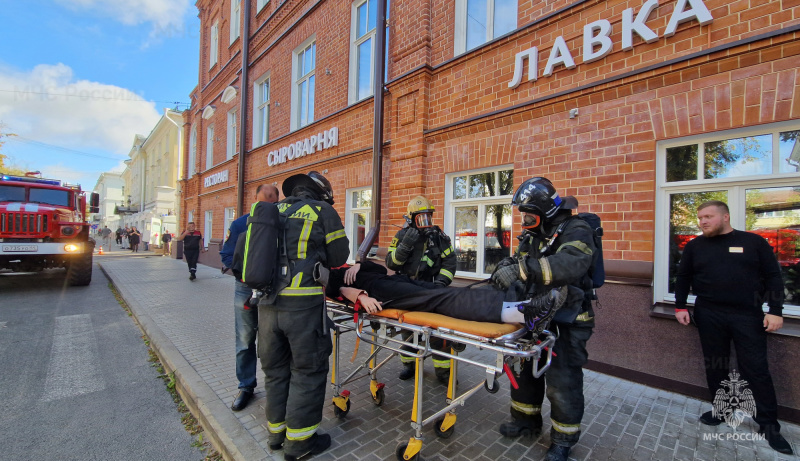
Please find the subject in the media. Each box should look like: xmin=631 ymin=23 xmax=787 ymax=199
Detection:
xmin=511 ymin=177 xmax=577 ymax=219
xmin=282 ymin=170 xmax=335 ymax=204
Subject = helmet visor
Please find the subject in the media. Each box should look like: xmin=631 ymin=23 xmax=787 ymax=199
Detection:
xmin=414 ymin=212 xmax=434 ymax=228
xmin=521 ymin=212 xmax=541 ymax=230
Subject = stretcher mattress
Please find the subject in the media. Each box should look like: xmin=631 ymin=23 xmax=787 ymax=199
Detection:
xmin=369 ymin=308 xmax=408 ymax=320
xmin=399 ymin=311 xmax=523 ymax=339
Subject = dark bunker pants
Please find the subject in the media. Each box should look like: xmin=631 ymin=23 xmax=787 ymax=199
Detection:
xmin=509 ymin=324 xmax=593 ymax=447
xmin=257 ymin=303 xmax=332 ymax=454
xmin=693 ymin=306 xmax=780 ymax=430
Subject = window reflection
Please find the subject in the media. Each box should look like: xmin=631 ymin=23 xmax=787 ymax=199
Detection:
xmin=666 ymin=145 xmax=698 ymax=182
xmin=746 ymin=186 xmax=800 ymax=305
xmin=668 ymin=190 xmax=728 ymax=293
xmin=704 ymin=135 xmax=771 ymax=179
xmin=454 ymin=206 xmax=478 ymax=272
xmin=780 ymin=131 xmax=800 ymax=173
xmin=483 ymin=204 xmax=512 ymax=273
xmin=453 ymin=176 xmax=467 ymax=199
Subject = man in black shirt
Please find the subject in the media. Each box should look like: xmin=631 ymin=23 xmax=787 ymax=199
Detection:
xmin=675 ymin=200 xmax=792 ymax=454
xmin=177 ymin=222 xmax=204 ymax=281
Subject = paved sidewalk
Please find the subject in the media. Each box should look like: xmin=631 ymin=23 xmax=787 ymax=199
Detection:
xmin=97 ymin=252 xmax=799 ymax=461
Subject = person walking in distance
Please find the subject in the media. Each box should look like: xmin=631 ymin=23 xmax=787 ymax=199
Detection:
xmin=257 ymin=172 xmax=349 ymax=460
xmin=178 ymin=222 xmax=203 ymax=281
xmin=100 ymin=226 xmax=112 ymax=253
xmin=220 ymin=184 xmax=279 ymax=411
xmin=129 ymin=226 xmax=141 ymax=253
xmin=674 ymin=200 xmax=793 ymax=454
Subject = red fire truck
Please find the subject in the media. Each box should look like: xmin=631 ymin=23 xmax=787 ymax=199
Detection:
xmin=0 ymin=174 xmax=100 ymax=285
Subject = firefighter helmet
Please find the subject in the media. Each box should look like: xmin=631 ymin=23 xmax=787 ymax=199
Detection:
xmin=282 ymin=171 xmax=335 ymax=205
xmin=407 ymin=196 xmax=435 ymax=228
xmin=511 ymin=177 xmax=577 ymax=219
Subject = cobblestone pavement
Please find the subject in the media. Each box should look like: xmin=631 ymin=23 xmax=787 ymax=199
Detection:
xmin=98 ymin=252 xmax=799 ymax=460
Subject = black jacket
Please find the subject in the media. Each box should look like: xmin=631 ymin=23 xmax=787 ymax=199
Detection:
xmin=386 ymin=226 xmax=457 ymax=286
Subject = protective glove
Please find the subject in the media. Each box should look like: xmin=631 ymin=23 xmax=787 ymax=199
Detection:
xmin=495 ymin=256 xmax=517 ymax=270
xmin=395 ymin=228 xmax=419 ymax=261
xmin=491 ymin=262 xmax=520 ymax=290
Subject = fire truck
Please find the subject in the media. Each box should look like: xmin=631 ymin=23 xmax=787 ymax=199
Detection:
xmin=0 ymin=174 xmax=100 ymax=285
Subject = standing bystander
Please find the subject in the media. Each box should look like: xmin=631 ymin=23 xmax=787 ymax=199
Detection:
xmin=100 ymin=226 xmax=112 ymax=252
xmin=674 ymin=200 xmax=793 ymax=454
xmin=161 ymin=229 xmax=173 ymax=256
xmin=178 ymin=223 xmax=203 ymax=281
xmin=220 ymin=184 xmax=279 ymax=411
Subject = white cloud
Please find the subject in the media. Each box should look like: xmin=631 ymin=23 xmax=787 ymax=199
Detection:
xmin=0 ymin=63 xmax=161 ymax=156
xmin=56 ymin=0 xmax=191 ymax=32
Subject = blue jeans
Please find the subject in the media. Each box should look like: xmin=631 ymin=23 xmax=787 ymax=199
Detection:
xmin=235 ymin=280 xmax=259 ymax=391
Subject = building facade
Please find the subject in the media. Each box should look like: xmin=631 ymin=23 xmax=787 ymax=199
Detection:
xmin=118 ymin=109 xmax=183 ymax=245
xmin=181 ymin=0 xmax=800 ymax=420
xmin=92 ymin=172 xmax=124 ymax=232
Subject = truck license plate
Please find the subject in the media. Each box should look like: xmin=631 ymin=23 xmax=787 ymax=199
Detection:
xmin=2 ymin=245 xmax=38 ymax=252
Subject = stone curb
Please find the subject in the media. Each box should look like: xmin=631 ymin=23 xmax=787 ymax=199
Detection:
xmin=99 ymin=262 xmax=273 ymax=461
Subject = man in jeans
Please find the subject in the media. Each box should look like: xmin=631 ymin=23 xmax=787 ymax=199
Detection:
xmin=220 ymin=184 xmax=279 ymax=411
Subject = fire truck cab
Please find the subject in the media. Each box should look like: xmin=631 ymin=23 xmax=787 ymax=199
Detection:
xmin=0 ymin=174 xmax=100 ymax=285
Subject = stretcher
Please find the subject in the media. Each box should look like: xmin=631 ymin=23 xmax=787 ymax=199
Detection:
xmin=326 ymin=300 xmax=557 ymax=461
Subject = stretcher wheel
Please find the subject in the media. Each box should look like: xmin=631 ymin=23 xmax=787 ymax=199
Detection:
xmin=451 ymin=342 xmax=466 ymax=352
xmin=434 ymin=417 xmax=455 ymax=439
xmin=484 ymin=380 xmax=500 ymax=394
xmin=372 ymin=388 xmax=385 ymax=406
xmin=333 ymin=399 xmax=351 ymax=419
xmin=395 ymin=442 xmax=419 ymax=461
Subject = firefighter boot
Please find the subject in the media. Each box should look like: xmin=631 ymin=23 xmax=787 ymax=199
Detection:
xmin=284 ymin=433 xmax=331 ymax=461
xmin=545 ymin=444 xmax=571 ymax=461
xmin=398 ymin=363 xmax=414 ymax=381
xmin=435 ymin=366 xmax=450 ymax=384
xmin=499 ymin=415 xmax=543 ymax=438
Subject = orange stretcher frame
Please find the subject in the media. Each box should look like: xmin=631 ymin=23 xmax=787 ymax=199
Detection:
xmin=325 ymin=300 xmax=556 ymax=461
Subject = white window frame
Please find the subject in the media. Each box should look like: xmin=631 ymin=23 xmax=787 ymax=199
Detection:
xmin=227 ymin=108 xmax=237 ymax=160
xmin=209 ymin=22 xmax=219 ymax=68
xmin=348 ymin=0 xmax=390 ymax=104
xmin=454 ymin=0 xmax=517 ymax=56
xmin=257 ymin=0 xmax=269 ymax=12
xmin=290 ymin=36 xmax=316 ymax=131
xmin=224 ymin=207 xmax=236 ymax=237
xmin=204 ymin=210 xmax=213 ymax=248
xmin=654 ymin=120 xmax=800 ymax=318
xmin=445 ymin=165 xmax=515 ymax=279
xmin=253 ymin=73 xmax=271 ymax=147
xmin=206 ymin=124 xmax=215 ymax=170
xmin=230 ymin=0 xmax=241 ymax=44
xmin=188 ymin=124 xmax=197 ymax=177
xmin=345 ymin=187 xmax=372 ymax=263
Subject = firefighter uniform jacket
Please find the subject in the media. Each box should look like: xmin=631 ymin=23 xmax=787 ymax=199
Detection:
xmin=516 ymin=213 xmax=596 ymax=325
xmin=387 ymin=226 xmax=456 ymax=286
xmin=270 ymin=193 xmax=349 ymax=310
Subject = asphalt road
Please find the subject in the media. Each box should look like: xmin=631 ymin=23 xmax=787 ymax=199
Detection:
xmin=0 ymin=263 xmax=204 ymax=461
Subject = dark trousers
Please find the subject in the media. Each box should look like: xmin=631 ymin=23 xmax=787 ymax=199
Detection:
xmin=693 ymin=307 xmax=780 ymax=430
xmin=184 ymin=249 xmax=199 ymax=272
xmin=257 ymin=303 xmax=332 ymax=455
xmin=510 ymin=324 xmax=593 ymax=447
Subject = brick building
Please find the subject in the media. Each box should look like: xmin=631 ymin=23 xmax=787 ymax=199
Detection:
xmin=181 ymin=0 xmax=800 ymax=420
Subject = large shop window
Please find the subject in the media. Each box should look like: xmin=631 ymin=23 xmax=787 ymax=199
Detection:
xmin=446 ymin=167 xmax=514 ymax=278
xmin=454 ymin=0 xmax=517 ymax=55
xmin=345 ymin=187 xmax=372 ymax=262
xmin=206 ymin=125 xmax=215 ymax=169
xmin=227 ymin=108 xmax=237 ymax=161
xmin=204 ymin=210 xmax=213 ymax=248
xmin=655 ymin=121 xmax=800 ymax=317
xmin=224 ymin=207 xmax=235 ymax=236
xmin=348 ymin=0 xmax=390 ymax=104
xmin=291 ymin=38 xmax=316 ymax=131
xmin=253 ymin=74 xmax=270 ymax=147
xmin=209 ymin=22 xmax=219 ymax=69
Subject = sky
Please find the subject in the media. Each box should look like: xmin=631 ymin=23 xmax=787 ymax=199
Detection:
xmin=0 ymin=0 xmax=200 ymax=191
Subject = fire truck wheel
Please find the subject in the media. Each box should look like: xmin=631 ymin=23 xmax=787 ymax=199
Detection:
xmin=67 ymin=251 xmax=93 ymax=286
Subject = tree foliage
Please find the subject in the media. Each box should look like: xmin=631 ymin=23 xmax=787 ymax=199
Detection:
xmin=0 ymin=123 xmax=25 ymax=175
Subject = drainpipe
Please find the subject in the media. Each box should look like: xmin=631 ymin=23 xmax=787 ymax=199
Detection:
xmin=357 ymin=0 xmax=387 ymax=262
xmin=236 ymin=0 xmax=252 ymax=217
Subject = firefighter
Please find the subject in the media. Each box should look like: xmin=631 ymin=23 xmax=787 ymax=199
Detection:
xmin=490 ymin=177 xmax=596 ymax=461
xmin=256 ymin=171 xmax=349 ymax=460
xmin=387 ymin=195 xmax=457 ymax=382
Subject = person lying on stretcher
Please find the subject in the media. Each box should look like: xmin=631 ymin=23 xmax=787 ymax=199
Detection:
xmin=325 ymin=260 xmax=566 ymax=334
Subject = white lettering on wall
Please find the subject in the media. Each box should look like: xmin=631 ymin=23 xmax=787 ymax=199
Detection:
xmin=508 ymin=0 xmax=714 ymax=87
xmin=204 ymin=170 xmax=229 ymax=188
xmin=267 ymin=127 xmax=339 ymax=167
